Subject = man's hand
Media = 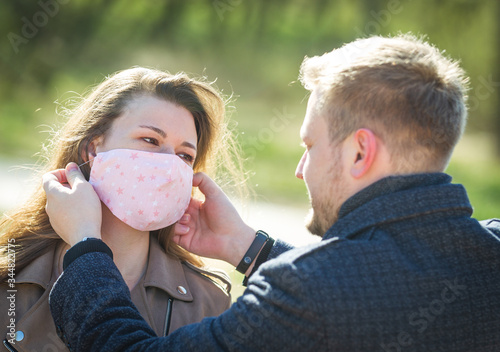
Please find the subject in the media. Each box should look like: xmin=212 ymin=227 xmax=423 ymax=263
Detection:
xmin=173 ymin=172 xmax=256 ymax=267
xmin=43 ymin=162 xmax=102 ymax=246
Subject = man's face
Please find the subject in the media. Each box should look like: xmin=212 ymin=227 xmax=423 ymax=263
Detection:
xmin=296 ymin=91 xmax=350 ymax=237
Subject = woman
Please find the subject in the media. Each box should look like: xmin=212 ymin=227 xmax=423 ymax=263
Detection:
xmin=0 ymin=67 xmax=244 ymax=351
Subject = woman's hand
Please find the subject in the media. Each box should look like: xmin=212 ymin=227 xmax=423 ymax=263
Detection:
xmin=173 ymin=172 xmax=255 ymax=267
xmin=43 ymin=162 xmax=102 ymax=246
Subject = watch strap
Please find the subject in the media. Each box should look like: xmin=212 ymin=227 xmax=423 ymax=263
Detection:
xmin=242 ymin=236 xmax=275 ymax=286
xmin=236 ymin=230 xmax=269 ymax=274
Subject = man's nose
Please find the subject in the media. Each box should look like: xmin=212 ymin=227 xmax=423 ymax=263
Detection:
xmin=295 ymin=150 xmax=307 ymax=179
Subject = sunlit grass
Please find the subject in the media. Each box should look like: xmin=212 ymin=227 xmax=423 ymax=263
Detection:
xmin=446 ymin=133 xmax=500 ymax=220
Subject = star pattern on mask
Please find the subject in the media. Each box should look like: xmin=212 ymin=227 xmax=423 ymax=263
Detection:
xmin=89 ymin=149 xmax=193 ymax=232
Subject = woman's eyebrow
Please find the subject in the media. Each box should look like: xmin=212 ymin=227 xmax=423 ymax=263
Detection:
xmin=182 ymin=141 xmax=197 ymax=152
xmin=139 ymin=125 xmax=166 ymax=138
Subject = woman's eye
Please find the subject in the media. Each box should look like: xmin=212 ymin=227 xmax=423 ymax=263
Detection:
xmin=177 ymin=153 xmax=194 ymax=164
xmin=142 ymin=137 xmax=159 ymax=146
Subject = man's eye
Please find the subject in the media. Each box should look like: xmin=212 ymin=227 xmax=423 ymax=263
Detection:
xmin=142 ymin=137 xmax=159 ymax=146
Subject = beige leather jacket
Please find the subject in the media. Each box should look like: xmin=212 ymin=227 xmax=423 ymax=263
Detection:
xmin=1 ymin=237 xmax=231 ymax=351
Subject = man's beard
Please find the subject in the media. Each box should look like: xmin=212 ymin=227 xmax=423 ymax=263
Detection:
xmin=305 ymin=207 xmax=337 ymax=237
xmin=305 ymin=152 xmax=345 ymax=237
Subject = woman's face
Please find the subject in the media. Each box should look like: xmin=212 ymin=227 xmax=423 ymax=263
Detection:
xmin=92 ymin=95 xmax=197 ymax=166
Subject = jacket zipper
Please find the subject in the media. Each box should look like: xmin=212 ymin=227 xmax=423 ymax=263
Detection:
xmin=2 ymin=340 xmax=18 ymax=352
xmin=163 ymin=297 xmax=173 ymax=336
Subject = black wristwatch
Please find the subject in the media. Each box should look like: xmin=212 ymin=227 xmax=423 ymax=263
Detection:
xmin=236 ymin=230 xmax=269 ymax=274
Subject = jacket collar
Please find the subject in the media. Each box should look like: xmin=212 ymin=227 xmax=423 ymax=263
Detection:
xmin=15 ymin=238 xmax=196 ymax=302
xmin=16 ymin=243 xmax=62 ymax=289
xmin=141 ymin=236 xmax=194 ymax=302
xmin=323 ymin=173 xmax=473 ymax=241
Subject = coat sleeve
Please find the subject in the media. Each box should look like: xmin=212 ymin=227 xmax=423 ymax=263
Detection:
xmin=480 ymin=218 xmax=500 ymax=241
xmin=49 ymin=251 xmax=325 ymax=352
xmin=268 ymin=238 xmax=296 ymax=259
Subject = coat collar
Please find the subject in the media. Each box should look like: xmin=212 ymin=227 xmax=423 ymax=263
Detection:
xmin=141 ymin=236 xmax=194 ymax=302
xmin=15 ymin=237 xmax=195 ymax=302
xmin=16 ymin=242 xmax=63 ymax=289
xmin=324 ymin=173 xmax=473 ymax=241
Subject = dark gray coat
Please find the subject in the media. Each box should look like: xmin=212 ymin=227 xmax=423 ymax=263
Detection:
xmin=49 ymin=173 xmax=500 ymax=351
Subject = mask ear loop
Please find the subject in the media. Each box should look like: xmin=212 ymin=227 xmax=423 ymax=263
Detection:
xmin=78 ymin=159 xmax=92 ymax=169
xmin=78 ymin=159 xmax=94 ymax=181
xmin=78 ymin=159 xmax=92 ymax=171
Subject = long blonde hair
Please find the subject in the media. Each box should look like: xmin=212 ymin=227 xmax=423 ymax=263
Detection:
xmin=0 ymin=67 xmax=245 ymax=280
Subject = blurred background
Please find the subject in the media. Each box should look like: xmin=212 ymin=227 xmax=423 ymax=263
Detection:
xmin=1 ymin=0 xmax=499 ymax=295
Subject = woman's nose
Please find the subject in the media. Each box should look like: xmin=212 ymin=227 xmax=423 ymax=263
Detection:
xmin=160 ymin=146 xmax=175 ymax=155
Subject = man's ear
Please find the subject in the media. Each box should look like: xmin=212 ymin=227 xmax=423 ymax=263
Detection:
xmin=350 ymin=128 xmax=377 ymax=179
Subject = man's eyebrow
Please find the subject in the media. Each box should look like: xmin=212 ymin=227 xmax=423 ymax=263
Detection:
xmin=139 ymin=125 xmax=197 ymax=151
xmin=139 ymin=125 xmax=166 ymax=138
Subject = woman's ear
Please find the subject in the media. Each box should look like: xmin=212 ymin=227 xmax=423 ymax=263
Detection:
xmin=350 ymin=128 xmax=377 ymax=179
xmin=83 ymin=136 xmax=103 ymax=163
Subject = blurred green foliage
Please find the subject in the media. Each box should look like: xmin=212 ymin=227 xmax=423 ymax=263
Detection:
xmin=0 ymin=0 xmax=499 ymax=219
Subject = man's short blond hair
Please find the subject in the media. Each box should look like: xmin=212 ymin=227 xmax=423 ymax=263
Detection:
xmin=300 ymin=34 xmax=469 ymax=172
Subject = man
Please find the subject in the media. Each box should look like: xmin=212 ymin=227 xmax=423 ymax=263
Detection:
xmin=45 ymin=34 xmax=500 ymax=351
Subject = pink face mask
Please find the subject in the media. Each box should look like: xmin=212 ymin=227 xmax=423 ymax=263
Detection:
xmin=88 ymin=149 xmax=193 ymax=231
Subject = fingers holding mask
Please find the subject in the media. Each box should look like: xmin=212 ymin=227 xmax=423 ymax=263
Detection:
xmin=43 ymin=162 xmax=102 ymax=245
